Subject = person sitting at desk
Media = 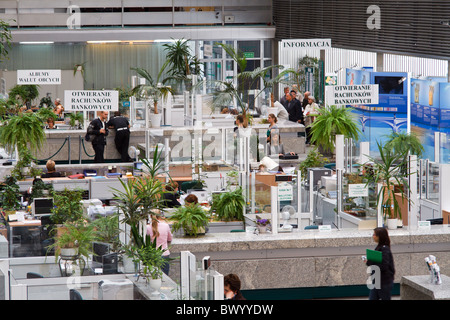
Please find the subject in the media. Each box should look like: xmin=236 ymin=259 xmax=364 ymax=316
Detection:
xmin=46 ymin=117 xmax=57 ymax=129
xmin=41 ymin=160 xmax=62 ymax=178
xmin=162 ymin=182 xmax=181 ymax=208
xmin=184 ymin=194 xmax=198 ymax=206
xmin=267 ymin=133 xmax=295 ymax=158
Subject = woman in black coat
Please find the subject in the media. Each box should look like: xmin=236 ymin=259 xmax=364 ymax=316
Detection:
xmin=366 ymin=227 xmax=395 ymax=300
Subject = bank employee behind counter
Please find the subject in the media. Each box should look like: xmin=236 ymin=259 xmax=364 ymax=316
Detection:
xmin=267 ymin=133 xmax=295 ymax=158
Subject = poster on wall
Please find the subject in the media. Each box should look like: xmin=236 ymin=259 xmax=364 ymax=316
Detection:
xmin=345 ymin=69 xmax=408 ymax=155
xmin=439 ymin=83 xmax=450 ymax=128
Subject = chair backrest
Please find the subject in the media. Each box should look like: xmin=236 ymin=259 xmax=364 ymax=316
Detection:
xmin=26 ymin=272 xmax=44 ymax=279
xmin=69 ymin=289 xmax=83 ymax=300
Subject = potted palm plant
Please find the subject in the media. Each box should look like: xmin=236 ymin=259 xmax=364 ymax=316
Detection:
xmin=367 ymin=141 xmax=410 ymax=229
xmin=170 ymin=203 xmax=210 ymax=237
xmin=309 ymin=105 xmax=361 ymax=156
xmin=131 ymin=65 xmax=174 ymax=128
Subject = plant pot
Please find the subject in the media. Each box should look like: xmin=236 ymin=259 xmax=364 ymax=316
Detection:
xmin=257 ymin=226 xmax=267 ymax=233
xmin=387 ymin=218 xmax=398 ymax=230
xmin=149 ymin=113 xmax=162 ymax=128
xmin=149 ymin=277 xmax=162 ymax=291
xmin=60 ymin=247 xmax=79 ymax=259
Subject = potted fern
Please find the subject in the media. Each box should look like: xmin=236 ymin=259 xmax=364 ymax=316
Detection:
xmin=210 ymin=187 xmax=246 ymax=232
xmin=170 ymin=203 xmax=210 ymax=237
xmin=309 ymin=105 xmax=360 ymax=156
xmin=68 ymin=112 xmax=84 ymax=129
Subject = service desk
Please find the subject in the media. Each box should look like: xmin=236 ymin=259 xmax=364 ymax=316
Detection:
xmin=168 ymin=225 xmax=450 ymax=293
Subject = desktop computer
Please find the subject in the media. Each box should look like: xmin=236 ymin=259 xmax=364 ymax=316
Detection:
xmin=32 ymin=198 xmax=54 ymax=218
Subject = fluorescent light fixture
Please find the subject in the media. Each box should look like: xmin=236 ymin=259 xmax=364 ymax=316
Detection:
xmin=20 ymin=41 xmax=54 ymax=44
xmin=86 ymin=40 xmax=121 ymax=44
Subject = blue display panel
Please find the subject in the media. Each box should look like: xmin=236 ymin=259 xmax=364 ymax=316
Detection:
xmin=345 ymin=69 xmax=408 ymax=154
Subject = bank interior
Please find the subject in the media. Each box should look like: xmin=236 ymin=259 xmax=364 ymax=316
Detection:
xmin=0 ymin=3 xmax=450 ymax=302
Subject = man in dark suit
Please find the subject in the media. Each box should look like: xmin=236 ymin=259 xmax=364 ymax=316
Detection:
xmin=107 ymin=111 xmax=132 ymax=162
xmin=286 ymin=90 xmax=304 ymax=125
xmin=87 ymin=111 xmax=109 ymax=163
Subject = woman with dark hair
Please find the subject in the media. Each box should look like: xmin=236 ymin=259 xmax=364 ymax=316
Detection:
xmin=224 ymin=274 xmax=246 ymax=300
xmin=162 ymin=182 xmax=181 ymax=208
xmin=366 ymin=227 xmax=396 ymax=300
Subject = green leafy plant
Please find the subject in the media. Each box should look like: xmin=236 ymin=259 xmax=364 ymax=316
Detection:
xmin=47 ymin=220 xmax=96 ymax=261
xmin=0 ymin=112 xmax=46 ymax=155
xmin=211 ymin=187 xmax=245 ymax=222
xmin=0 ymin=19 xmax=12 ymax=63
xmin=0 ymin=175 xmax=20 ymax=211
xmin=37 ymin=106 xmax=58 ymax=123
xmin=50 ymin=188 xmax=85 ymax=225
xmin=384 ymin=130 xmax=424 ymax=175
xmin=206 ymin=43 xmax=295 ymax=120
xmin=127 ymin=235 xmax=168 ymax=281
xmin=68 ymin=112 xmax=84 ymax=128
xmin=91 ymin=213 xmax=122 ymax=252
xmin=8 ymin=84 xmax=39 ymax=107
xmin=298 ymin=147 xmax=328 ymax=180
xmin=39 ymin=96 xmax=54 ymax=109
xmin=310 ymin=105 xmax=360 ymax=154
xmin=131 ymin=66 xmax=174 ymax=115
xmin=170 ymin=203 xmax=210 ymax=237
xmin=366 ymin=141 xmax=410 ymax=220
xmin=30 ymin=178 xmax=53 ymax=202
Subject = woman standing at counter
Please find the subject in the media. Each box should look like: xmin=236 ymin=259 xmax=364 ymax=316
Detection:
xmin=366 ymin=227 xmax=396 ymax=300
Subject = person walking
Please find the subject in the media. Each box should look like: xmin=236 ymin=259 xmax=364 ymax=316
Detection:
xmin=87 ymin=111 xmax=109 ymax=163
xmin=366 ymin=227 xmax=395 ymax=300
xmin=107 ymin=111 xmax=132 ymax=162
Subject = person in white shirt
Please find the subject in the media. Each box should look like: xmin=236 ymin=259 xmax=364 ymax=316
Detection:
xmin=303 ymin=96 xmax=321 ymax=144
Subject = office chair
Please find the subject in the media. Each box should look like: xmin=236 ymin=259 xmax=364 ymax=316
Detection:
xmin=26 ymin=272 xmax=44 ymax=279
xmin=69 ymin=289 xmax=83 ymax=300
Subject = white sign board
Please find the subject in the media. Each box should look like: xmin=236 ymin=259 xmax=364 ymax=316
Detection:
xmin=17 ymin=69 xmax=61 ymax=85
xmin=281 ymin=39 xmax=331 ymax=50
xmin=64 ymin=90 xmax=119 ymax=111
xmin=278 ymin=183 xmax=293 ymax=201
xmin=326 ymin=84 xmax=379 ymax=106
xmin=348 ymin=184 xmax=369 ymax=197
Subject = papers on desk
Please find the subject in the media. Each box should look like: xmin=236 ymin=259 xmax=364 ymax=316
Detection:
xmin=8 ymin=212 xmax=26 ymax=222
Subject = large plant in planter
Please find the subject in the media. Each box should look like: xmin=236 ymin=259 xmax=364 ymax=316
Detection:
xmin=310 ymin=105 xmax=360 ymax=155
xmin=46 ymin=220 xmax=96 ymax=266
xmin=131 ymin=66 xmax=174 ymax=128
xmin=170 ymin=203 xmax=210 ymax=237
xmin=366 ymin=141 xmax=410 ymax=225
xmin=207 ymin=43 xmax=295 ymax=124
xmin=0 ymin=112 xmax=46 ymax=170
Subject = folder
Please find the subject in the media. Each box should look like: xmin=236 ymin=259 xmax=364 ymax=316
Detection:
xmin=366 ymin=249 xmax=382 ymax=263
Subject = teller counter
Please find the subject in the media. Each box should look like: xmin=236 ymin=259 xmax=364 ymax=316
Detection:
xmin=168 ymin=225 xmax=450 ymax=293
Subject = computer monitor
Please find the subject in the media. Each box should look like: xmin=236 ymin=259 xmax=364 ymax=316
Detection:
xmin=92 ymin=242 xmax=111 ymax=263
xmin=32 ymin=198 xmax=54 ymax=218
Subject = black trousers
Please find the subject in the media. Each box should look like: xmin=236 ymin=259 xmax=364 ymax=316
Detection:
xmin=115 ymin=129 xmax=131 ymax=162
xmin=93 ymin=143 xmax=105 ymax=163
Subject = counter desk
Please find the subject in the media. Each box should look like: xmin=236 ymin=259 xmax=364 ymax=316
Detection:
xmin=168 ymin=225 xmax=450 ymax=292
